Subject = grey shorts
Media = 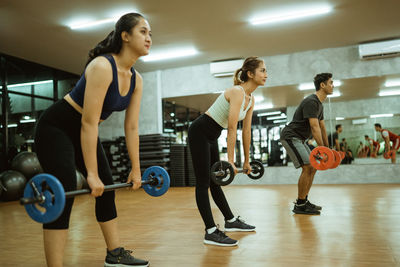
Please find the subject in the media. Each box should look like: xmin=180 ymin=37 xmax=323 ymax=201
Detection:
xmin=281 ymin=138 xmax=311 ymax=168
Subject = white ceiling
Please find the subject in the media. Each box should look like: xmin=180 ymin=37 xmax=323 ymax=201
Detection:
xmin=1 ymin=0 xmax=400 ymax=110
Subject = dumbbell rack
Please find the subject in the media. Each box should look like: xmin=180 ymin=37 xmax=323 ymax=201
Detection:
xmin=102 ymin=137 xmax=131 ymax=182
xmin=139 ymin=134 xmax=175 ymax=175
xmin=185 ymin=144 xmax=196 ymax=186
xmin=170 ymin=144 xmax=186 ymax=186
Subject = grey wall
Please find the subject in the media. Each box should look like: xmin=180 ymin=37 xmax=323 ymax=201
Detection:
xmin=99 ymin=44 xmax=400 ymax=138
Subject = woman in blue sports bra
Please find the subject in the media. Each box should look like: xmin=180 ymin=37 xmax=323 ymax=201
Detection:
xmin=188 ymin=57 xmax=268 ymax=246
xmin=35 ymin=13 xmax=151 ymax=267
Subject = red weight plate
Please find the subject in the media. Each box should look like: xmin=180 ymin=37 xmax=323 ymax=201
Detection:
xmin=309 ymin=147 xmax=335 ymax=170
xmin=330 ymin=150 xmax=341 ymax=169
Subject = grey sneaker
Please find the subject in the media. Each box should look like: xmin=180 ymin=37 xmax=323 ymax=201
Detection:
xmin=306 ymin=200 xmax=322 ymax=211
xmin=225 ymin=216 xmax=256 ymax=232
xmin=204 ymin=228 xmax=238 ymax=247
xmin=292 ymin=202 xmax=320 ymax=215
xmin=104 ymin=247 xmax=149 ymax=267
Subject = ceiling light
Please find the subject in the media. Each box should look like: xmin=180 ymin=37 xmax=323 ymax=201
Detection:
xmin=8 ymin=124 xmax=18 ymax=128
xmin=257 ymin=111 xmax=281 ymax=117
xmin=267 ymin=114 xmax=287 ymax=120
xmin=333 ymin=80 xmax=342 ymax=87
xmin=335 ymin=117 xmax=345 ymax=120
xmin=273 ymin=119 xmax=287 ymax=124
xmin=370 ymin=114 xmax=393 ymax=118
xmin=69 ymin=18 xmax=118 ymax=30
xmin=250 ymin=6 xmax=332 ymax=26
xmin=141 ymin=48 xmax=198 ymax=62
xmin=384 ymin=79 xmax=400 ymax=87
xmin=298 ymin=82 xmax=314 ymax=91
xmin=0 ymin=80 xmax=53 ymax=89
xmin=254 ymin=103 xmax=273 ymax=111
xmin=379 ymin=88 xmax=400 ymax=96
xmin=20 ymin=119 xmax=36 ymax=123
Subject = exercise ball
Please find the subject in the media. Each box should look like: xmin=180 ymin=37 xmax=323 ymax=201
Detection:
xmin=0 ymin=170 xmax=27 ymax=201
xmin=11 ymin=151 xmax=43 ymax=179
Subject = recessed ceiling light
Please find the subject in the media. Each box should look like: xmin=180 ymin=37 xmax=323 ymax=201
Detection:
xmin=257 ymin=111 xmax=281 ymax=117
xmin=141 ymin=48 xmax=198 ymax=62
xmin=1 ymin=80 xmax=53 ymax=89
xmin=250 ymin=6 xmax=332 ymax=26
xmin=379 ymin=88 xmax=400 ymax=96
xmin=336 ymin=117 xmax=345 ymax=120
xmin=384 ymin=79 xmax=400 ymax=87
xmin=370 ymin=114 xmax=393 ymax=118
xmin=69 ymin=18 xmax=118 ymax=30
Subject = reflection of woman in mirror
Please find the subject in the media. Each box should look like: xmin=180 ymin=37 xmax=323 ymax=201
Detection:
xmin=375 ymin=123 xmax=400 ymax=163
xmin=188 ymin=57 xmax=267 ymax=246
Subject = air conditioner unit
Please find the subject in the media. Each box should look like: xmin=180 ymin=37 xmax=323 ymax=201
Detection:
xmin=210 ymin=59 xmax=243 ymax=77
xmin=359 ymin=39 xmax=400 ymax=60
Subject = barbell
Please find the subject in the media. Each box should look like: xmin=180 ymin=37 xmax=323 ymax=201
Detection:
xmin=20 ymin=166 xmax=170 ymax=223
xmin=210 ymin=160 xmax=265 ymax=186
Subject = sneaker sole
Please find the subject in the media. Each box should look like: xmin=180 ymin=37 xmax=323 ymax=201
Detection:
xmin=104 ymin=262 xmax=149 ymax=267
xmin=292 ymin=210 xmax=320 ymax=215
xmin=203 ymin=239 xmax=239 ymax=247
xmin=224 ymin=228 xmax=256 ymax=232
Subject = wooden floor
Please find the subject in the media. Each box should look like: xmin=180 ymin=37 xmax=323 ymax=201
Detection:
xmin=1 ymin=184 xmax=400 ymax=267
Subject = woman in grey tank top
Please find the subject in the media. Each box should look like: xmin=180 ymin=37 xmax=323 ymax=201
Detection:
xmin=188 ymin=56 xmax=268 ymax=246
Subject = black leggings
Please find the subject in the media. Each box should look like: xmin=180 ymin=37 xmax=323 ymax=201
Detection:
xmin=188 ymin=114 xmax=234 ymax=229
xmin=34 ymin=99 xmax=116 ymax=229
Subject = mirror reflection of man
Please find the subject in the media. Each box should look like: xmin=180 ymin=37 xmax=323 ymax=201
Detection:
xmin=328 ymin=124 xmax=342 ymax=151
xmin=374 ymin=123 xmax=400 ymax=164
xmin=364 ymin=135 xmax=380 ymax=158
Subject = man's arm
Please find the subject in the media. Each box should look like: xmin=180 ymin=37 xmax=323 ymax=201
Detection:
xmin=309 ymin=118 xmax=324 ymax=146
xmin=319 ymin=120 xmax=329 ymax=147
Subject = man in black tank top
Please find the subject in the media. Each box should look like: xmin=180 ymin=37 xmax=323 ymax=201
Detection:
xmin=280 ymin=73 xmax=333 ymax=215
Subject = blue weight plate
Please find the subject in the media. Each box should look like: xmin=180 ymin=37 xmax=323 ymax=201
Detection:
xmin=24 ymin=174 xmax=66 ymax=223
xmin=142 ymin=166 xmax=170 ymax=197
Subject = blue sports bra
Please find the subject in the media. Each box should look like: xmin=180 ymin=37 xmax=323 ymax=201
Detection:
xmin=69 ymin=54 xmax=136 ymax=120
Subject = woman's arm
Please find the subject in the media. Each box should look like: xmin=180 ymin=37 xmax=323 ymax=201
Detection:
xmin=124 ymin=71 xmax=143 ymax=190
xmin=81 ymin=57 xmax=113 ymax=196
xmin=226 ymin=88 xmax=244 ymax=172
xmin=241 ymin=95 xmax=254 ymax=173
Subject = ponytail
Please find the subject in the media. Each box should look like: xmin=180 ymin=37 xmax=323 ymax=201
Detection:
xmin=233 ymin=56 xmax=264 ymax=85
xmin=233 ymin=68 xmax=242 ymax=85
xmin=85 ymin=13 xmax=144 ymax=67
xmin=86 ymin=31 xmax=121 ymax=66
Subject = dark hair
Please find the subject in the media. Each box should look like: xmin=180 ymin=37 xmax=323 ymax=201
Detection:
xmin=335 ymin=124 xmax=342 ymax=130
xmin=313 ymin=73 xmax=332 ymax=91
xmin=364 ymin=135 xmax=369 ymax=138
xmin=374 ymin=123 xmax=382 ymax=128
xmin=233 ymin=56 xmax=264 ymax=85
xmin=86 ymin=13 xmax=144 ymax=66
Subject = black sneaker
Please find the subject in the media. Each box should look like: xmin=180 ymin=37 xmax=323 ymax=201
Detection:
xmin=104 ymin=247 xmax=149 ymax=267
xmin=204 ymin=228 xmax=238 ymax=247
xmin=306 ymin=200 xmax=322 ymax=211
xmin=292 ymin=202 xmax=320 ymax=215
xmin=224 ymin=216 xmax=256 ymax=232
